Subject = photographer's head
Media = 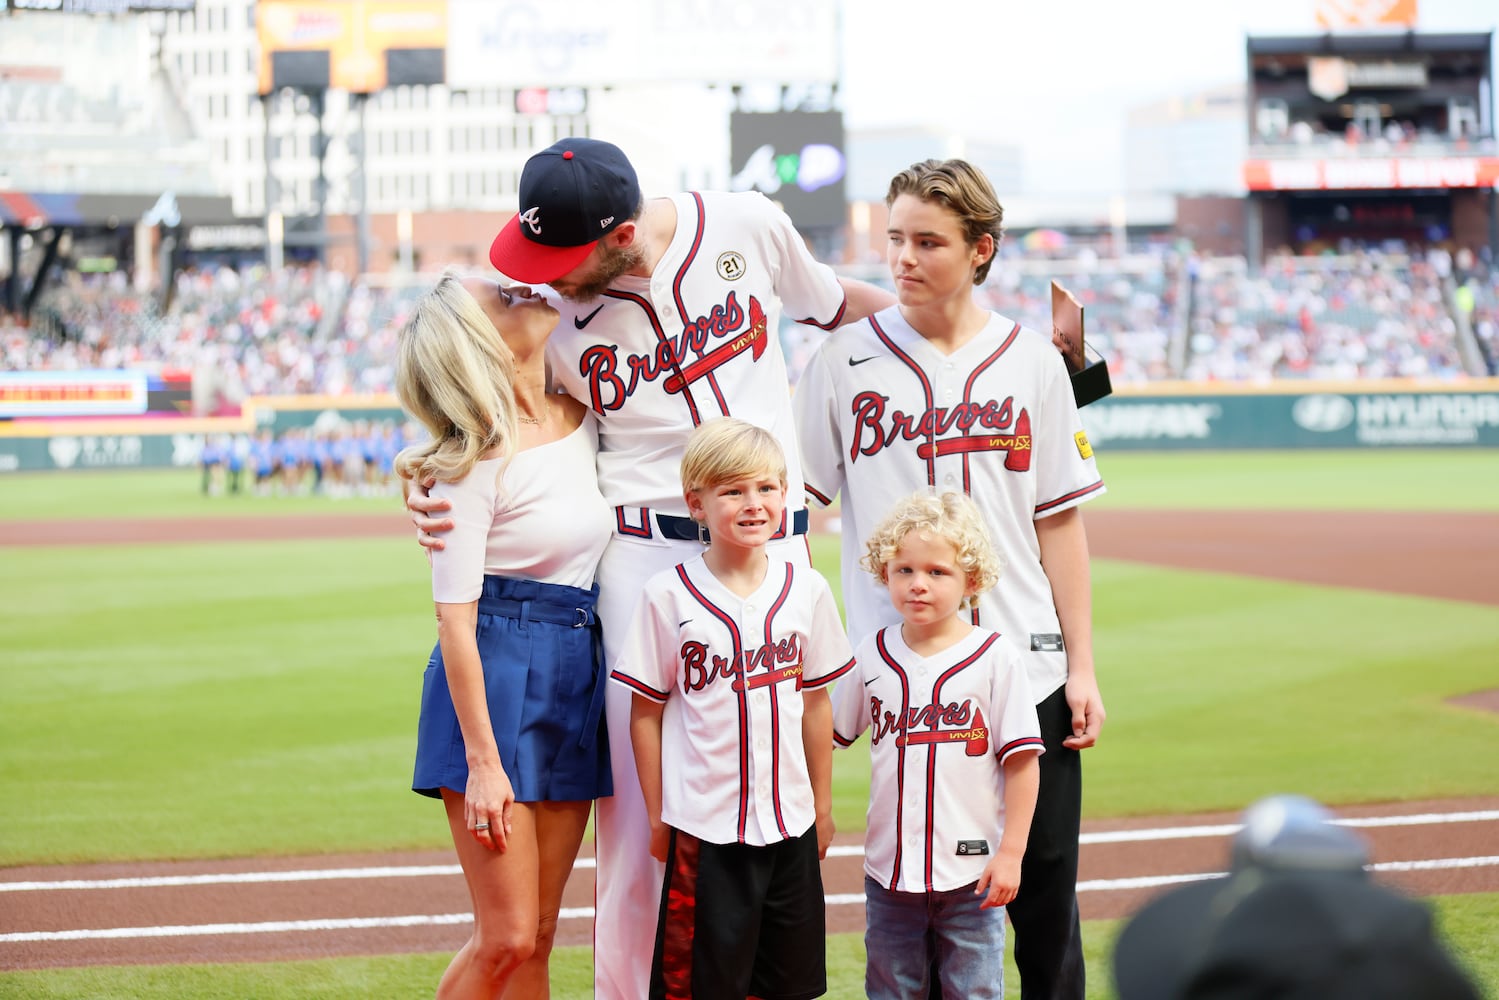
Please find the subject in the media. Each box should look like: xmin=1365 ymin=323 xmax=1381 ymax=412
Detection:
xmin=1113 ymin=795 xmax=1480 ymax=1000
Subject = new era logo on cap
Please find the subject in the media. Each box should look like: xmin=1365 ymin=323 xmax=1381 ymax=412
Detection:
xmin=489 ymin=138 xmax=641 ymax=284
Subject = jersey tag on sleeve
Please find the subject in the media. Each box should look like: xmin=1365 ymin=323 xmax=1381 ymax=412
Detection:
xmin=1074 ymin=431 xmax=1093 ymax=459
xmin=956 ymin=840 xmax=989 ymax=856
xmin=1030 ymin=633 xmax=1065 ymax=652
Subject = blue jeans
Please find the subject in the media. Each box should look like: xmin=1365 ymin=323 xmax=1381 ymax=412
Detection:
xmin=864 ymin=875 xmax=1006 ymax=1000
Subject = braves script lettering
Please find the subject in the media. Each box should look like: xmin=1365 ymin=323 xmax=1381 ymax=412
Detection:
xmin=848 ymin=393 xmax=1033 ymax=471
xmin=848 ymin=393 xmax=1017 ymax=459
xmin=681 ymin=633 xmax=802 ymax=693
xmin=868 ymin=697 xmax=975 ymax=746
xmin=578 ymin=293 xmax=751 ymax=411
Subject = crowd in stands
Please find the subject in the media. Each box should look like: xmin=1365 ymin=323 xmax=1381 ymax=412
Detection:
xmin=1183 ymin=249 xmax=1468 ymax=381
xmin=1455 ymin=253 xmax=1499 ymax=376
xmin=979 ymin=249 xmax=1182 ymax=384
xmin=4 ymin=264 xmax=422 ymax=403
xmin=3 ymin=246 xmax=1493 ymax=408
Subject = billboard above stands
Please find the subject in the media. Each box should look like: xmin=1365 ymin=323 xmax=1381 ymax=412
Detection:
xmin=730 ymin=111 xmax=847 ymax=229
xmin=1314 ymin=0 xmax=1418 ymax=29
xmin=446 ymin=0 xmax=837 ymax=89
xmin=256 ymin=0 xmax=447 ymax=95
xmin=1243 ymin=157 xmax=1499 ymax=191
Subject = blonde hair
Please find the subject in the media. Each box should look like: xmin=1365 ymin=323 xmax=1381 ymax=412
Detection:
xmin=679 ymin=417 xmax=787 ymax=494
xmin=393 ymin=271 xmax=519 ymax=484
xmin=886 ymin=158 xmax=1005 ymax=285
xmin=861 ymin=491 xmax=1003 ymax=609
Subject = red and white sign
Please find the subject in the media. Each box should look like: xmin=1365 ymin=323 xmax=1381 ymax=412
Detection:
xmin=1244 ymin=158 xmax=1499 ymax=191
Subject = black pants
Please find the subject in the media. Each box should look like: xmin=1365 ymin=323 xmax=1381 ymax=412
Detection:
xmin=928 ymin=684 xmax=1085 ymax=1000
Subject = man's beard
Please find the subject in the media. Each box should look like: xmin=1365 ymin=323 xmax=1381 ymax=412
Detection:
xmin=556 ymin=242 xmax=645 ymax=303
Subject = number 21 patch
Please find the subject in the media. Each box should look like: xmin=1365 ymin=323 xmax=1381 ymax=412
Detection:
xmin=1074 ymin=431 xmax=1093 ymax=459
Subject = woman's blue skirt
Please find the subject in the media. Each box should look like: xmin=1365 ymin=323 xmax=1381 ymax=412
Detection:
xmin=412 ymin=575 xmax=612 ymax=802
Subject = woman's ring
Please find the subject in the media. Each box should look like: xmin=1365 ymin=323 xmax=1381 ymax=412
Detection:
xmin=474 ymin=823 xmax=490 ymax=831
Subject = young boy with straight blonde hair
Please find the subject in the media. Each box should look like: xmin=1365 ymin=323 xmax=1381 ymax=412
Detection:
xmin=611 ymin=417 xmax=854 ymax=1000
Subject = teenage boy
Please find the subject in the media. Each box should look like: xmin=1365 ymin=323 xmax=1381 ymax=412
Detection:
xmin=795 ymin=158 xmax=1105 ymax=997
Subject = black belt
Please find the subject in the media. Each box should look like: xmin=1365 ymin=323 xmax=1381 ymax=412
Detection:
xmin=626 ymin=507 xmax=810 ymax=542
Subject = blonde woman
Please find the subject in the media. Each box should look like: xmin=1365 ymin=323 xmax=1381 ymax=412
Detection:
xmin=395 ymin=272 xmax=611 ymax=999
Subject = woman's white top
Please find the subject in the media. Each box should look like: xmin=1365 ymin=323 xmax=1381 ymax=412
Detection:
xmin=429 ymin=414 xmax=610 ymax=602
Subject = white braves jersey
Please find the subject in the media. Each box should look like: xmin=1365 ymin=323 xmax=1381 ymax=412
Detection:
xmin=795 ymin=306 xmax=1106 ymax=699
xmin=832 ymin=625 xmax=1043 ymax=893
xmin=544 ymin=190 xmax=848 ymax=519
xmin=610 ymin=554 xmax=854 ymax=846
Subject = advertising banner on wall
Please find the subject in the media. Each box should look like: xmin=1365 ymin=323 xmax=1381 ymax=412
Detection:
xmin=0 ymin=371 xmax=148 ymax=418
xmin=1243 ymin=158 xmax=1499 ymax=191
xmin=7 ymin=386 xmax=1497 ymax=473
xmin=1079 ymin=387 xmax=1499 ymax=450
xmin=446 ymin=0 xmax=837 ymax=89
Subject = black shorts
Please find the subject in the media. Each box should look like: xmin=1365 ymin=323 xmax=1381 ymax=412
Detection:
xmin=651 ymin=824 xmax=826 ymax=1000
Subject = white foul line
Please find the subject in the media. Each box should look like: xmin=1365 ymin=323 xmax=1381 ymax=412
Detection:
xmin=1077 ymin=809 xmax=1499 ymax=845
xmin=5 ymin=809 xmax=1493 ymax=894
xmin=5 ymin=855 xmax=1498 ymax=945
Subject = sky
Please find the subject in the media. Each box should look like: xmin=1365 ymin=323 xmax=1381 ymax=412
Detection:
xmin=838 ymin=0 xmax=1499 ymax=194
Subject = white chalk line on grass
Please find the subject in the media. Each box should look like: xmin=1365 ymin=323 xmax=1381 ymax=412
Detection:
xmin=1077 ymin=809 xmax=1499 ymax=845
xmin=5 ymin=809 xmax=1495 ymax=895
xmin=5 ymin=855 xmax=1498 ymax=945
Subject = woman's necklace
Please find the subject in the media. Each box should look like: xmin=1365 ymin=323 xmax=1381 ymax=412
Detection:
xmin=517 ymin=397 xmax=549 ymax=426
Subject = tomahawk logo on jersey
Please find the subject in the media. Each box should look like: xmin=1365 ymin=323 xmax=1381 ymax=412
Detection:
xmin=795 ymin=305 xmax=1106 ymax=695
xmin=832 ymin=626 xmax=1044 ymax=893
xmin=611 ymin=555 xmax=853 ymax=847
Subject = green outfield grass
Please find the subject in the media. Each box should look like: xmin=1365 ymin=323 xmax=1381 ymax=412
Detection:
xmin=1088 ymin=448 xmax=1499 ymax=511
xmin=2 ymin=450 xmax=1496 ymax=996
xmin=4 ymin=535 xmax=1494 ymax=864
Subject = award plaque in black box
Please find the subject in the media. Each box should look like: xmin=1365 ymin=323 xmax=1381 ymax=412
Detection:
xmin=1051 ymin=280 xmax=1113 ymax=408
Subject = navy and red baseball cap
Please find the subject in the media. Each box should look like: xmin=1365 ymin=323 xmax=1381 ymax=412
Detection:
xmin=489 ymin=138 xmax=641 ymax=284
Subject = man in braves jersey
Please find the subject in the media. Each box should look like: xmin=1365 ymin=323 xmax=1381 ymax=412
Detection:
xmin=795 ymin=158 xmax=1104 ymax=998
xmin=408 ymin=137 xmax=893 ymax=999
xmin=612 ymin=418 xmax=853 ymax=1000
xmin=833 ymin=491 xmax=1042 ymax=1000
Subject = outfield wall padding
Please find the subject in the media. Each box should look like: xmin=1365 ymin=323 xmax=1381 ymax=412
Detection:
xmin=2 ymin=384 xmax=1497 ymax=471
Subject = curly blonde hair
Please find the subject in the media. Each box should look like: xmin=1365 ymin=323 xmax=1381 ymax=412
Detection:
xmin=860 ymin=491 xmax=1003 ymax=609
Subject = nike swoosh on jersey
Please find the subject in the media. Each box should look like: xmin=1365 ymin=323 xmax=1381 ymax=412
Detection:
xmin=678 ymin=619 xmax=693 ymax=628
xmin=848 ymin=355 xmax=878 ymax=366
xmin=574 ymin=304 xmax=605 ymax=329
